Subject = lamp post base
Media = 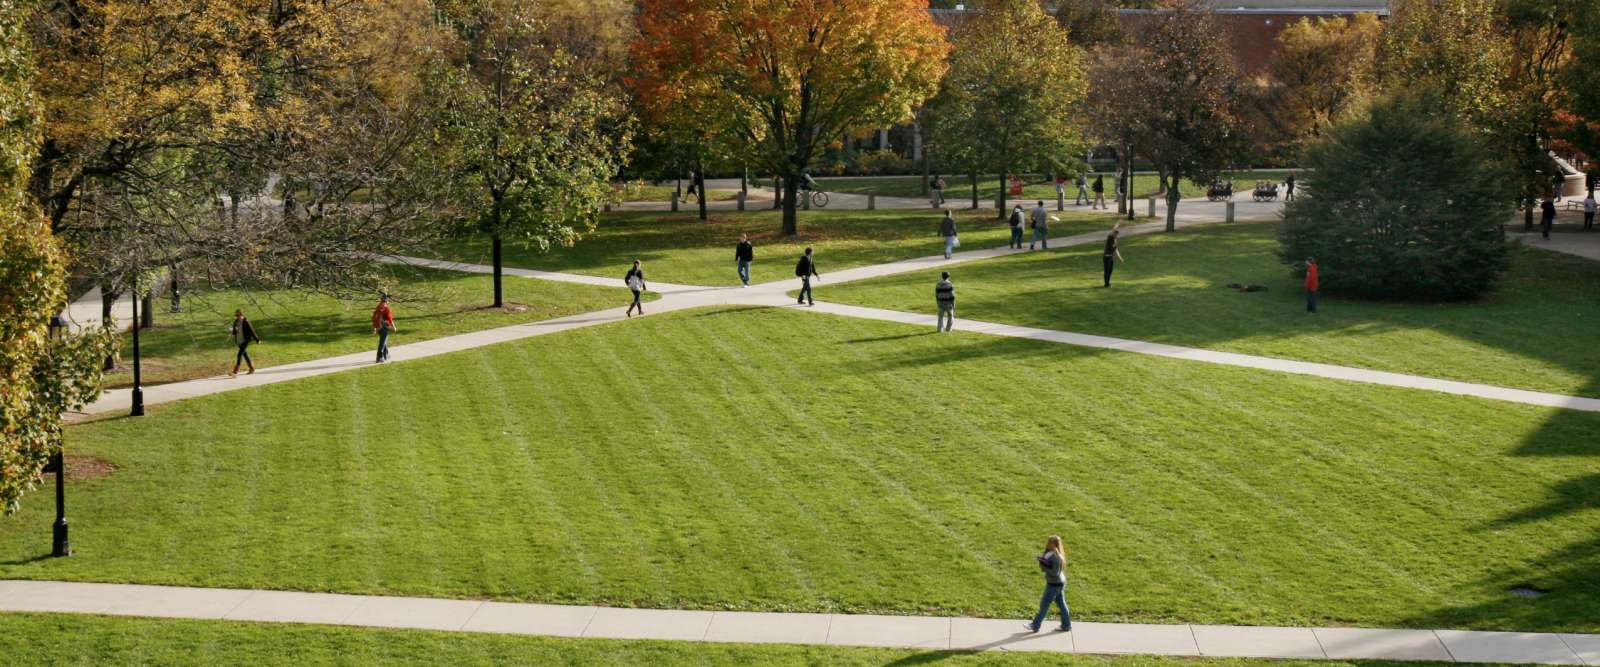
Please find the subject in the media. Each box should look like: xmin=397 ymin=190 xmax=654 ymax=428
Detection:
xmin=131 ymin=387 xmax=144 ymax=417
xmin=52 ymin=519 xmax=70 ymax=557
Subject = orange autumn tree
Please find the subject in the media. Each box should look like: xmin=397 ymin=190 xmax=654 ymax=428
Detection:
xmin=632 ymin=0 xmax=949 ymax=235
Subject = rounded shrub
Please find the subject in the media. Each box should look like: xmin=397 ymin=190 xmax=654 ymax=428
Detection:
xmin=1278 ymin=94 xmax=1514 ymax=300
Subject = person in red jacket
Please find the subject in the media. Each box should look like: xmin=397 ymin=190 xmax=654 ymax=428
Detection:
xmin=1304 ymin=257 xmax=1319 ymax=314
xmin=372 ymin=295 xmax=397 ymax=363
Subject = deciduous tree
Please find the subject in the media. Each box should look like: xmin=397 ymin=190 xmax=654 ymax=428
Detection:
xmin=432 ymin=0 xmax=631 ymax=307
xmin=632 ymin=0 xmax=949 ymax=235
xmin=930 ymin=0 xmax=1090 ymax=218
xmin=1249 ymin=14 xmax=1381 ymax=158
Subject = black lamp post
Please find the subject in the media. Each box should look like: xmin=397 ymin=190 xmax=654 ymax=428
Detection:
xmin=46 ymin=314 xmax=70 ymax=557
xmin=130 ymin=273 xmax=144 ymax=417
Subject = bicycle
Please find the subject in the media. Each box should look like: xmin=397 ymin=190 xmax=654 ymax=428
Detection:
xmin=802 ymin=189 xmax=829 ymax=208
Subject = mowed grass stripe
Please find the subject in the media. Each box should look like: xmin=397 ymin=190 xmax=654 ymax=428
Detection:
xmin=6 ymin=307 xmax=1597 ymax=632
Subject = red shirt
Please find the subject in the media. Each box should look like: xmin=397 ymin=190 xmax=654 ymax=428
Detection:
xmin=1305 ymin=263 xmax=1319 ymax=292
xmin=372 ymin=303 xmax=394 ymax=329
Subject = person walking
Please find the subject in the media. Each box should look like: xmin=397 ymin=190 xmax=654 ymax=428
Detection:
xmin=1285 ymin=173 xmax=1297 ymax=201
xmin=372 ymin=295 xmax=396 ymax=363
xmin=940 ymin=210 xmax=959 ymax=259
xmin=932 ymin=173 xmax=946 ymax=206
xmin=935 ymin=271 xmax=956 ymax=332
xmin=1585 ymin=192 xmax=1596 ymax=231
xmin=795 ymin=247 xmax=818 ymax=306
xmin=1091 ymin=174 xmax=1106 ymax=210
xmin=1541 ymin=195 xmax=1557 ymax=240
xmin=1030 ymin=201 xmax=1050 ymax=250
xmin=1075 ymin=172 xmax=1090 ymax=206
xmin=1102 ymin=224 xmax=1124 ymax=287
xmin=1026 ymin=535 xmax=1072 ymax=633
xmin=228 ymin=309 xmax=260 ymax=377
xmin=1008 ymin=204 xmax=1026 ymax=249
xmin=1304 ymin=256 xmax=1320 ymax=314
xmin=735 ymin=233 xmax=755 ymax=287
xmin=625 ymin=260 xmax=647 ymax=317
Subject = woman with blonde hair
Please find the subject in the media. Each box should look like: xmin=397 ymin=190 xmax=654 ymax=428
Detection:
xmin=1027 ymin=535 xmax=1071 ymax=633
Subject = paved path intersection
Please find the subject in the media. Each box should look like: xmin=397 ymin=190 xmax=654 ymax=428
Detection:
xmin=4 ymin=580 xmax=1598 ymax=663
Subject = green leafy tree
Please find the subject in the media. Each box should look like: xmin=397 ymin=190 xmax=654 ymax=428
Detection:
xmin=0 ymin=0 xmax=117 ymax=514
xmin=1279 ymin=94 xmax=1514 ymax=301
xmin=433 ymin=0 xmax=631 ymax=307
xmin=1376 ymin=0 xmax=1509 ymax=124
xmin=930 ymin=0 xmax=1091 ymax=218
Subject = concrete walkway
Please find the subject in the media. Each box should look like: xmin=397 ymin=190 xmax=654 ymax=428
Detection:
xmin=3 ymin=580 xmax=1595 ymax=663
xmin=1510 ymin=224 xmax=1600 ymax=262
xmin=71 ymin=217 xmax=1600 ymax=418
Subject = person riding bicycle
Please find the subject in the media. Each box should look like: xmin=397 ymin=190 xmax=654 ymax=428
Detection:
xmin=800 ymin=170 xmax=819 ymax=193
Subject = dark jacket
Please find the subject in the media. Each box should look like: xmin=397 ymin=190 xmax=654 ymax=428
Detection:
xmin=795 ymin=255 xmax=817 ymax=278
xmin=231 ymin=318 xmax=260 ymax=345
xmin=935 ymin=279 xmax=955 ymax=304
xmin=1092 ymin=175 xmax=1104 ymax=193
xmin=736 ymin=241 xmax=754 ymax=262
xmin=625 ymin=267 xmax=646 ymax=291
xmin=939 ymin=215 xmax=957 ymax=238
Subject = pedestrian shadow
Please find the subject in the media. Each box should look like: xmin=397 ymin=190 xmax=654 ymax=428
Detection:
xmin=842 ymin=332 xmax=939 ymax=344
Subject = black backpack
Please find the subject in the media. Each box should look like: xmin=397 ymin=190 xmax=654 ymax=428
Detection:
xmin=795 ymin=257 xmax=808 ymax=277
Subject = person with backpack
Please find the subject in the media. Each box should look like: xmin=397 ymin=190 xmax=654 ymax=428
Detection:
xmin=935 ymin=271 xmax=956 ymax=332
xmin=372 ymin=295 xmax=397 ymax=364
xmin=1103 ymin=223 xmax=1125 ymax=287
xmin=1008 ymin=205 xmax=1026 ymax=249
xmin=735 ymin=233 xmax=755 ymax=287
xmin=1091 ymin=174 xmax=1106 ymax=210
xmin=624 ymin=260 xmax=647 ymax=317
xmin=1030 ymin=201 xmax=1050 ymax=250
xmin=795 ymin=247 xmax=818 ymax=306
xmin=931 ymin=173 xmax=946 ymax=206
xmin=228 ymin=309 xmax=261 ymax=377
xmin=1026 ymin=535 xmax=1072 ymax=633
xmin=939 ymin=210 xmax=959 ymax=259
xmin=1304 ymin=256 xmax=1319 ymax=313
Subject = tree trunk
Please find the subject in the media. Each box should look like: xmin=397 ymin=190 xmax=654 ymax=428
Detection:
xmin=169 ymin=265 xmax=182 ymax=312
xmin=491 ymin=229 xmax=504 ymax=309
xmin=996 ymin=172 xmax=1007 ymax=219
xmin=1165 ymin=171 xmax=1181 ymax=232
xmin=1157 ymin=165 xmax=1167 ymax=196
xmin=1524 ymin=195 xmax=1534 ymax=231
xmin=781 ymin=173 xmax=800 ymax=235
xmin=101 ymin=285 xmax=117 ymax=371
xmin=695 ymin=157 xmax=707 ymax=221
xmin=141 ymin=291 xmax=153 ymax=329
xmin=969 ymin=172 xmax=979 ymax=210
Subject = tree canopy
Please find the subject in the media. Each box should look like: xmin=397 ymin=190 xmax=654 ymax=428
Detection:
xmin=631 ymin=0 xmax=949 ymax=235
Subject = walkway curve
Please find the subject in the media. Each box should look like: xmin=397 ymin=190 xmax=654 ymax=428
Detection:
xmin=3 ymin=580 xmax=1595 ymax=664
xmin=72 ymin=217 xmax=1600 ymax=418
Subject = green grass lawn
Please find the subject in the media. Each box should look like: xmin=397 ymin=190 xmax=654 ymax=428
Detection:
xmin=819 ymin=221 xmax=1600 ymax=398
xmin=617 ymin=182 xmax=740 ymax=203
xmin=109 ymin=266 xmax=641 ymax=387
xmin=4 ymin=307 xmax=1596 ymax=633
xmin=0 ymin=613 xmax=1445 ymax=667
xmin=439 ymin=209 xmax=1121 ymax=287
xmin=756 ymin=171 xmax=1293 ymax=202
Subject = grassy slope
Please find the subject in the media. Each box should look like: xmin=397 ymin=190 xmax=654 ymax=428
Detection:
xmin=820 ymin=221 xmax=1600 ymax=398
xmin=440 ymin=209 xmax=1121 ymax=287
xmin=110 ymin=267 xmax=641 ymax=387
xmin=756 ymin=171 xmax=1293 ymax=201
xmin=0 ymin=613 xmax=1449 ymax=667
xmin=4 ymin=308 xmax=1596 ymax=633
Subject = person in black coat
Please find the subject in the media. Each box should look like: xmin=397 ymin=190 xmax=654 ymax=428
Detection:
xmin=795 ymin=247 xmax=818 ymax=306
xmin=229 ymin=309 xmax=261 ymax=377
xmin=735 ymin=234 xmax=755 ymax=287
xmin=625 ymin=260 xmax=647 ymax=317
xmin=1542 ymin=196 xmax=1558 ymax=240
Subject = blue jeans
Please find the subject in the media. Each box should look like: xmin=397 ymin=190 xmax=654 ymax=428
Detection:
xmin=937 ymin=303 xmax=954 ymax=331
xmin=944 ymin=236 xmax=956 ymax=258
xmin=1009 ymin=226 xmax=1024 ymax=248
xmin=737 ymin=260 xmax=751 ymax=285
xmin=376 ymin=326 xmax=390 ymax=362
xmin=1032 ymin=227 xmax=1048 ymax=249
xmin=798 ymin=277 xmax=813 ymax=304
xmin=1031 ymin=582 xmax=1070 ymax=631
